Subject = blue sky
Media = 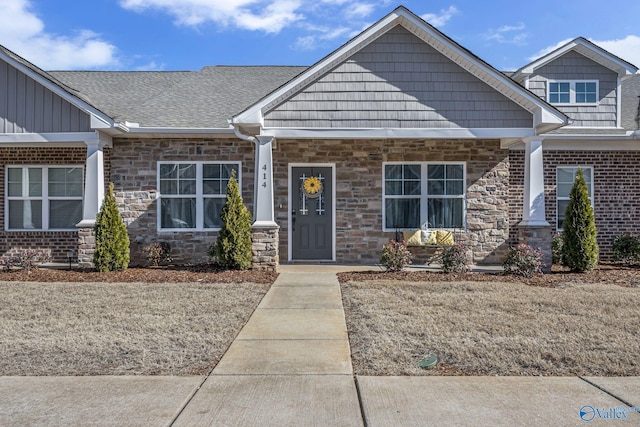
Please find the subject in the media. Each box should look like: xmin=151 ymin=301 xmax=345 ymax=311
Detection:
xmin=1 ymin=0 xmax=639 ymax=72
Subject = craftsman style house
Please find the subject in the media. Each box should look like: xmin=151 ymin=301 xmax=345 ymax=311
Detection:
xmin=1 ymin=6 xmax=638 ymax=270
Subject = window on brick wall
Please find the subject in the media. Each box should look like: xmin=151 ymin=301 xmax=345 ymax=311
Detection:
xmin=158 ymin=161 xmax=240 ymax=231
xmin=556 ymin=166 xmax=593 ymax=230
xmin=383 ymin=162 xmax=465 ymax=230
xmin=6 ymin=166 xmax=83 ymax=230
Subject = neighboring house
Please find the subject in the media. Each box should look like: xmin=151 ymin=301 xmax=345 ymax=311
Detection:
xmin=1 ymin=6 xmax=638 ymax=270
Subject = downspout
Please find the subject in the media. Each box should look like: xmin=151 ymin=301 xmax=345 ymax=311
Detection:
xmin=230 ymin=120 xmax=259 ymax=224
xmin=230 ymin=120 xmax=258 ymax=144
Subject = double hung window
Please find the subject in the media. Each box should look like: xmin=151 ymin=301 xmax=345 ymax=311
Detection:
xmin=556 ymin=166 xmax=593 ymax=230
xmin=158 ymin=162 xmax=240 ymax=230
xmin=383 ymin=163 xmax=465 ymax=230
xmin=6 ymin=166 xmax=83 ymax=230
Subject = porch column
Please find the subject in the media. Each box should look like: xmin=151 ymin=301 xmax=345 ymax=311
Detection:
xmin=76 ymin=138 xmax=106 ymax=266
xmin=518 ymin=136 xmax=552 ymax=270
xmin=252 ymin=135 xmax=279 ymax=270
xmin=78 ymin=139 xmax=105 ymax=227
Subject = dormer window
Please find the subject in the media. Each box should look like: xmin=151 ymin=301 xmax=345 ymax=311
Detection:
xmin=548 ymin=80 xmax=598 ymax=105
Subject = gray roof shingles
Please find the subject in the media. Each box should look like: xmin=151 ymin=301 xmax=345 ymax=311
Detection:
xmin=50 ymin=66 xmax=306 ymax=128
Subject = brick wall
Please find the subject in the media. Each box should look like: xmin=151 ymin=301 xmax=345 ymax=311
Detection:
xmin=109 ymin=137 xmax=255 ymax=265
xmin=273 ymin=138 xmax=511 ymax=264
xmin=509 ymin=150 xmax=640 ymax=260
xmin=0 ymin=147 xmax=86 ymax=262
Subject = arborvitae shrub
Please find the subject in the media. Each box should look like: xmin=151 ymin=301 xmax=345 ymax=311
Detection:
xmin=561 ymin=169 xmax=598 ymax=272
xmin=210 ymin=170 xmax=252 ymax=270
xmin=94 ymin=183 xmax=130 ymax=272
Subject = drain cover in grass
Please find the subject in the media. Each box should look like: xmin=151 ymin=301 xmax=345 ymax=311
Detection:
xmin=419 ymin=354 xmax=438 ymax=369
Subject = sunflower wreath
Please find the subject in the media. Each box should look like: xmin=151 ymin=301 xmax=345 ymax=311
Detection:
xmin=303 ymin=176 xmax=323 ymax=198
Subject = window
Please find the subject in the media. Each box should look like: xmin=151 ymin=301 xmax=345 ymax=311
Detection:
xmin=548 ymin=81 xmax=598 ymax=105
xmin=158 ymin=162 xmax=240 ymax=230
xmin=6 ymin=166 xmax=83 ymax=230
xmin=383 ymin=163 xmax=465 ymax=230
xmin=556 ymin=166 xmax=593 ymax=230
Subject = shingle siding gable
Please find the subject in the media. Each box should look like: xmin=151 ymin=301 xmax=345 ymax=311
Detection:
xmin=529 ymin=51 xmax=618 ymax=128
xmin=264 ymin=26 xmax=532 ymax=129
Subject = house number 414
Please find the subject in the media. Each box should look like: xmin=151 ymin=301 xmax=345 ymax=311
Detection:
xmin=261 ymin=164 xmax=268 ymax=187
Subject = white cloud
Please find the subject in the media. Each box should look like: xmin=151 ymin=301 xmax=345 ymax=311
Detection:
xmin=530 ymin=35 xmax=640 ymax=69
xmin=0 ymin=0 xmax=119 ymax=69
xmin=592 ymin=35 xmax=640 ymax=69
xmin=292 ymin=25 xmax=349 ymax=50
xmin=120 ymin=0 xmax=303 ymax=33
xmin=345 ymin=2 xmax=374 ymax=19
xmin=421 ymin=5 xmax=458 ymax=28
xmin=484 ymin=22 xmax=528 ymax=45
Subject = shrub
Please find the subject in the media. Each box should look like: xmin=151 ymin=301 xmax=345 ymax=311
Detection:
xmin=439 ymin=243 xmax=469 ymax=273
xmin=551 ymin=233 xmax=564 ymax=265
xmin=503 ymin=244 xmax=544 ymax=278
xmin=142 ymin=242 xmax=172 ymax=267
xmin=612 ymin=234 xmax=640 ymax=265
xmin=561 ymin=169 xmax=599 ymax=272
xmin=94 ymin=183 xmax=130 ymax=272
xmin=210 ymin=170 xmax=253 ymax=270
xmin=0 ymin=249 xmax=51 ymax=271
xmin=380 ymin=240 xmax=412 ymax=272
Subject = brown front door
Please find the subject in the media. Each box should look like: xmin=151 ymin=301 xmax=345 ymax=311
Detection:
xmin=291 ymin=166 xmax=333 ymax=260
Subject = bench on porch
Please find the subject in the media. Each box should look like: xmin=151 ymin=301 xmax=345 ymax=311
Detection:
xmin=400 ymin=229 xmax=461 ymax=265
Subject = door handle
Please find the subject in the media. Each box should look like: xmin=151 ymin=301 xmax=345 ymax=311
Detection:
xmin=291 ymin=210 xmax=296 ymax=232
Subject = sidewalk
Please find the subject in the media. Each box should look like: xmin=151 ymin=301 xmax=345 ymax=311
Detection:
xmin=0 ymin=266 xmax=639 ymax=426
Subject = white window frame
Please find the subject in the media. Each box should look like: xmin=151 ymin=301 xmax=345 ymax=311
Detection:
xmin=547 ymin=80 xmax=599 ymax=106
xmin=556 ymin=166 xmax=594 ymax=231
xmin=5 ymin=165 xmax=84 ymax=231
xmin=382 ymin=162 xmax=466 ymax=232
xmin=157 ymin=161 xmax=241 ymax=232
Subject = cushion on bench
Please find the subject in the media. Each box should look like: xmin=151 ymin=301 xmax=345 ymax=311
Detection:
xmin=402 ymin=229 xmax=452 ymax=246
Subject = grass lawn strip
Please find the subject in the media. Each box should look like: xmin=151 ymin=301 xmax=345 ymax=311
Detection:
xmin=0 ymin=281 xmax=269 ymax=376
xmin=342 ymin=279 xmax=640 ymax=376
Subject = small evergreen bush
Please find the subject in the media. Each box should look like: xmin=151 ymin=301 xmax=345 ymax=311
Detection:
xmin=142 ymin=242 xmax=172 ymax=267
xmin=380 ymin=240 xmax=412 ymax=271
xmin=561 ymin=169 xmax=599 ymax=272
xmin=503 ymin=244 xmax=544 ymax=278
xmin=439 ymin=243 xmax=469 ymax=273
xmin=210 ymin=170 xmax=252 ymax=270
xmin=551 ymin=233 xmax=564 ymax=265
xmin=94 ymin=183 xmax=130 ymax=272
xmin=612 ymin=234 xmax=640 ymax=265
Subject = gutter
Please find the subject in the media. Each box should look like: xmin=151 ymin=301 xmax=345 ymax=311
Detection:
xmin=229 ymin=119 xmax=259 ymax=144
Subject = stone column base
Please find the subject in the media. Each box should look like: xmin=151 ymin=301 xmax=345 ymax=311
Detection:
xmin=517 ymin=224 xmax=552 ymax=272
xmin=251 ymin=225 xmax=279 ymax=271
xmin=77 ymin=227 xmax=96 ymax=268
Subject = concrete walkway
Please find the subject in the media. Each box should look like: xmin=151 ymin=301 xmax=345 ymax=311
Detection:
xmin=1 ymin=266 xmax=640 ymax=426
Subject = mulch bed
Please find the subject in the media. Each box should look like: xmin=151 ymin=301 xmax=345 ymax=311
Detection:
xmin=338 ymin=263 xmax=640 ymax=287
xmin=0 ymin=264 xmax=278 ymax=284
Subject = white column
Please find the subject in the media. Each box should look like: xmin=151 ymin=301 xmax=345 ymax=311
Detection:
xmin=519 ymin=136 xmax=549 ymax=227
xmin=253 ymin=135 xmax=277 ymax=227
xmin=76 ymin=139 xmax=105 ymax=227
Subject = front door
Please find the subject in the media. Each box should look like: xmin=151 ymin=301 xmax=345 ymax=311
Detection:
xmin=291 ymin=166 xmax=333 ymax=260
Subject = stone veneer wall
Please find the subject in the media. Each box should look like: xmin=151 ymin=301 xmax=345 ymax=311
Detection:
xmin=0 ymin=147 xmax=87 ymax=262
xmin=273 ymin=139 xmax=511 ymax=264
xmin=509 ymin=150 xmax=640 ymax=260
xmin=109 ymin=137 xmax=255 ymax=265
